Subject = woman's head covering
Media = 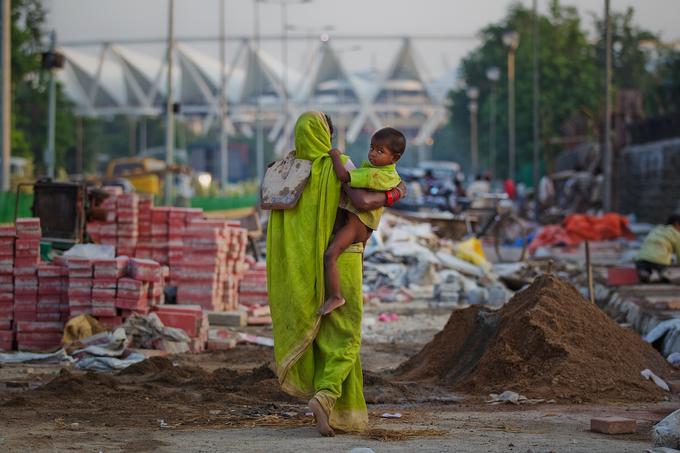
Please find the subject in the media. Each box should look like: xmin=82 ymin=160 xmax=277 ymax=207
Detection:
xmin=294 ymin=111 xmax=331 ymax=161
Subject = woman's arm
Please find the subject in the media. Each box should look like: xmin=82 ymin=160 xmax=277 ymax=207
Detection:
xmin=343 ymin=181 xmax=407 ymax=211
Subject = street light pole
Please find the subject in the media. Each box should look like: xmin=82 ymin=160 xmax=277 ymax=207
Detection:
xmin=603 ymin=0 xmax=613 ymax=211
xmin=467 ymin=87 xmax=479 ymax=176
xmin=254 ymin=0 xmax=264 ymax=183
xmin=164 ymin=0 xmax=175 ymax=206
xmin=532 ymin=0 xmax=540 ymax=190
xmin=486 ymin=67 xmax=500 ymax=179
xmin=45 ymin=32 xmax=57 ymax=179
xmin=0 ymin=0 xmax=9 ymax=191
xmin=503 ymin=31 xmax=519 ymax=182
xmin=219 ymin=0 xmax=229 ymax=187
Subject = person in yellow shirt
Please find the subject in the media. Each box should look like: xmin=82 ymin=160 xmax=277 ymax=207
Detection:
xmin=635 ymin=214 xmax=680 ymax=282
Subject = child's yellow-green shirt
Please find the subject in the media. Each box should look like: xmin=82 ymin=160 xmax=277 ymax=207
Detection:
xmin=339 ymin=161 xmax=401 ymax=230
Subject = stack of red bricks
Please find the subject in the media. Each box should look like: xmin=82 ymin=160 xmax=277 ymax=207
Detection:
xmin=0 ymin=224 xmax=15 ymax=350
xmin=154 ymin=304 xmax=208 ymax=353
xmin=223 ymin=224 xmax=249 ymax=310
xmin=87 ymin=191 xmax=250 ymax=310
xmin=37 ymin=262 xmax=68 ymax=323
xmin=238 ymin=261 xmax=268 ymax=307
xmin=87 ymin=186 xmax=123 ymax=247
xmin=14 ymin=219 xmax=67 ymax=351
xmin=116 ymin=193 xmax=139 ymax=257
xmin=173 ymin=218 xmax=230 ymax=311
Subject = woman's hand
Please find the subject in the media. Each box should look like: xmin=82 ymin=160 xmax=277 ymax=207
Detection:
xmin=329 ymin=148 xmax=343 ymax=158
xmin=343 ymin=181 xmax=407 ymax=211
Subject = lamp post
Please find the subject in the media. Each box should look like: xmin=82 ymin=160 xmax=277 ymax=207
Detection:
xmin=486 ymin=67 xmax=500 ymax=179
xmin=0 ymin=0 xmax=9 ymax=191
xmin=467 ymin=86 xmax=479 ymax=176
xmin=164 ymin=0 xmax=175 ymax=206
xmin=503 ymin=30 xmax=519 ymax=181
xmin=603 ymin=0 xmax=613 ymax=211
xmin=285 ymin=23 xmax=333 ymax=66
xmin=219 ymin=0 xmax=229 ymax=187
xmin=532 ymin=0 xmax=540 ymax=190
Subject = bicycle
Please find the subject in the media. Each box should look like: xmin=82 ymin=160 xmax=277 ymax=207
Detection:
xmin=463 ymin=193 xmax=528 ymax=263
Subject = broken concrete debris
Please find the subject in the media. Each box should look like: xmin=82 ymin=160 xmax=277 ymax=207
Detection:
xmin=364 ymin=213 xmax=512 ymax=307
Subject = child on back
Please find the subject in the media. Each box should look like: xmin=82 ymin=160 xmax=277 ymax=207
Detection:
xmin=318 ymin=127 xmax=405 ymax=315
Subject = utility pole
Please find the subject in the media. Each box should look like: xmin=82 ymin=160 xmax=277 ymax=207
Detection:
xmin=164 ymin=0 xmax=175 ymax=206
xmin=603 ymin=0 xmax=613 ymax=211
xmin=532 ymin=0 xmax=540 ymax=190
xmin=0 ymin=0 xmax=9 ymax=191
xmin=219 ymin=0 xmax=229 ymax=187
xmin=254 ymin=0 xmax=264 ymax=183
xmin=503 ymin=31 xmax=519 ymax=182
xmin=486 ymin=67 xmax=500 ymax=178
xmin=467 ymin=87 xmax=479 ymax=175
xmin=45 ymin=32 xmax=57 ymax=179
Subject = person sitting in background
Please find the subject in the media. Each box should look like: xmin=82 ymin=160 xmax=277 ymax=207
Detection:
xmin=468 ymin=173 xmax=492 ymax=209
xmin=635 ymin=214 xmax=680 ymax=282
xmin=454 ymin=179 xmax=466 ymax=198
xmin=504 ymin=178 xmax=517 ymax=200
xmin=467 ymin=174 xmax=490 ymax=198
xmin=422 ymin=169 xmax=436 ymax=194
xmin=538 ymin=172 xmax=556 ymax=211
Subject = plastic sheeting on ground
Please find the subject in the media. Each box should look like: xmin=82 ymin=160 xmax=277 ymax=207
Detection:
xmin=529 ymin=213 xmax=635 ymax=254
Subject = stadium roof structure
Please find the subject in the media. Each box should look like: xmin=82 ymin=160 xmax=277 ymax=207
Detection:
xmin=58 ymin=37 xmax=455 ymax=152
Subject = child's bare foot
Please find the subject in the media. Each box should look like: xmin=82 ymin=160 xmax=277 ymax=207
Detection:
xmin=318 ymin=296 xmax=345 ymax=315
xmin=309 ymin=398 xmax=335 ymax=437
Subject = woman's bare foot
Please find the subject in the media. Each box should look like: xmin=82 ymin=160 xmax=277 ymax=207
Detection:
xmin=308 ymin=398 xmax=335 ymax=437
xmin=318 ymin=296 xmax=345 ymax=315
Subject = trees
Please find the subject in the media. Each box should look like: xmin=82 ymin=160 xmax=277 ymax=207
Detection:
xmin=433 ymin=0 xmax=670 ymax=185
xmin=11 ymin=0 xmax=76 ymax=175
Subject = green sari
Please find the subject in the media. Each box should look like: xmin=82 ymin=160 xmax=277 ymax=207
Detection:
xmin=266 ymin=111 xmax=368 ymax=432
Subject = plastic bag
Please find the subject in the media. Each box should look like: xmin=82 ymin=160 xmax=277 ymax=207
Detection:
xmin=454 ymin=238 xmax=491 ymax=270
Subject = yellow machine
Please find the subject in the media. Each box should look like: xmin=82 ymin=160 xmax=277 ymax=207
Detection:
xmin=106 ymin=157 xmax=170 ymax=196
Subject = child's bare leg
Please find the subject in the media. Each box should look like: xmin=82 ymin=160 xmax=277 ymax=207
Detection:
xmin=321 ymin=215 xmax=366 ymax=315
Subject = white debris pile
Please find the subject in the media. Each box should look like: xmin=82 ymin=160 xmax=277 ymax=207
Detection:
xmin=363 ymin=213 xmax=512 ymax=307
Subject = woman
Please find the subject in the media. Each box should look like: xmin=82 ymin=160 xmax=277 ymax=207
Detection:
xmin=266 ymin=111 xmax=404 ymax=436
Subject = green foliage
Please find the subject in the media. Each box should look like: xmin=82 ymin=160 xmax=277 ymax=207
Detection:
xmin=10 ymin=0 xmax=76 ymax=176
xmin=434 ymin=0 xmax=673 ymax=185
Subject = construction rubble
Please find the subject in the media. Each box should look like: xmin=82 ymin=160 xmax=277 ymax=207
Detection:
xmin=364 ymin=213 xmax=512 ymax=307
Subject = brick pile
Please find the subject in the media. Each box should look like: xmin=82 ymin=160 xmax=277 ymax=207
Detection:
xmin=154 ymin=304 xmax=208 ymax=353
xmin=87 ymin=186 xmax=123 ymax=247
xmin=0 ymin=224 xmax=15 ymax=350
xmin=238 ymin=261 xmax=268 ymax=307
xmin=116 ymin=193 xmax=139 ymax=257
xmin=87 ymin=188 xmax=250 ymax=311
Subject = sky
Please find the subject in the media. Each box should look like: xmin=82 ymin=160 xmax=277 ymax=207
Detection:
xmin=45 ymin=0 xmax=680 ymax=80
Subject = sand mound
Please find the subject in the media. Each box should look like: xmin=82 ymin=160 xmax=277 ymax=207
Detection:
xmin=118 ymin=356 xmax=176 ymax=375
xmin=397 ymin=274 xmax=676 ymax=402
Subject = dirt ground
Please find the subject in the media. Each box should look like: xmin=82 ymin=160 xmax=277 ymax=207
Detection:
xmin=0 ymin=302 xmax=677 ymax=452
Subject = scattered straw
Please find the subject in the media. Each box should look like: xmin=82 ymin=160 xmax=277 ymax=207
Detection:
xmin=364 ymin=427 xmax=447 ymax=442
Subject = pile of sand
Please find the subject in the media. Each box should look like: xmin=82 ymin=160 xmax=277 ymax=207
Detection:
xmin=396 ymin=274 xmax=676 ymax=402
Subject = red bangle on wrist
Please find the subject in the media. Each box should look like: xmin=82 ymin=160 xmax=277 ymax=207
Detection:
xmin=385 ymin=189 xmax=395 ymax=206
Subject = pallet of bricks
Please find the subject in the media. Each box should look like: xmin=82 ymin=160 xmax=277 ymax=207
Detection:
xmin=238 ymin=260 xmax=270 ymax=325
xmin=0 ymin=219 xmax=67 ymax=351
xmin=86 ymin=187 xmax=139 ymax=256
xmin=133 ymin=204 xmax=249 ymax=311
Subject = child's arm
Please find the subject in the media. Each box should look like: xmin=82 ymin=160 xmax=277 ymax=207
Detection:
xmin=329 ymin=148 xmax=350 ymax=183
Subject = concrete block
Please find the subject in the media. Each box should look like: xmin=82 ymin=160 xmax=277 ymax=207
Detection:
xmin=590 ymin=417 xmax=637 ymax=434
xmin=208 ymin=310 xmax=246 ymax=327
